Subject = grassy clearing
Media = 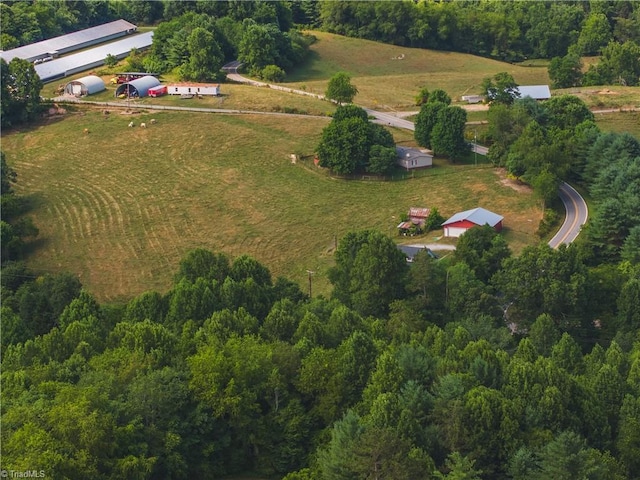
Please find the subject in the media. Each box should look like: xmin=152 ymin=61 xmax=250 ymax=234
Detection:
xmin=3 ymin=110 xmax=541 ymax=302
xmin=594 ymin=111 xmax=640 ymax=138
xmin=284 ymin=31 xmax=551 ymax=111
xmin=555 ymin=86 xmax=640 ymax=110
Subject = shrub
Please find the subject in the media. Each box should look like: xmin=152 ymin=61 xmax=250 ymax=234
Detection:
xmin=261 ymin=65 xmax=286 ymax=82
xmin=536 ymin=208 xmax=559 ymax=237
xmin=425 ymin=207 xmax=445 ymax=232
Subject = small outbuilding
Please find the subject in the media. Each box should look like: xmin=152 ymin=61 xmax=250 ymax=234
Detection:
xmin=398 ymin=245 xmax=438 ymax=263
xmin=166 ymin=83 xmax=221 ymax=96
xmin=515 ymin=85 xmax=551 ymax=100
xmin=461 ymin=94 xmax=484 ymax=104
xmin=115 ymin=75 xmax=160 ymax=98
xmin=442 ymin=207 xmax=503 ymax=238
xmin=64 ymin=75 xmax=105 ymax=96
xmin=148 ymin=85 xmax=167 ymax=97
xmin=397 ymin=207 xmax=431 ymax=235
xmin=397 ymin=146 xmax=433 ymax=170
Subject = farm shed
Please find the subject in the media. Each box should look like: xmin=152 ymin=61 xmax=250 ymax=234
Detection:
xmin=442 ymin=207 xmax=503 ymax=238
xmin=397 ymin=146 xmax=433 ymax=170
xmin=397 ymin=207 xmax=432 ymax=234
xmin=64 ymin=75 xmax=105 ymax=96
xmin=167 ymin=83 xmax=221 ymax=96
xmin=398 ymin=245 xmax=438 ymax=263
xmin=115 ymin=75 xmax=160 ymax=98
xmin=515 ymin=85 xmax=551 ymax=100
xmin=461 ymin=95 xmax=484 ymax=104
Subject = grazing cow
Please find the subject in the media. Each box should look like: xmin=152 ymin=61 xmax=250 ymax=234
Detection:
xmin=83 ymin=128 xmax=89 ymax=134
xmin=140 ymin=122 xmax=146 ymax=128
xmin=128 ymin=121 xmax=134 ymax=127
xmin=150 ymin=118 xmax=156 ymax=124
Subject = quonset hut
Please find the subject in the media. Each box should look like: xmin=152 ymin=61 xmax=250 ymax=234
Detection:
xmin=64 ymin=75 xmax=106 ymax=96
xmin=115 ymin=75 xmax=160 ymax=98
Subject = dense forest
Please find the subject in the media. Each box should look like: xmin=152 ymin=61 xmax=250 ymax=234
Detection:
xmin=2 ymin=1 xmax=640 ymax=479
xmin=1 ymin=231 xmax=639 ymax=478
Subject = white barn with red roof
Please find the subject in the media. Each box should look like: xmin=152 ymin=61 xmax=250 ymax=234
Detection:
xmin=442 ymin=207 xmax=503 ymax=238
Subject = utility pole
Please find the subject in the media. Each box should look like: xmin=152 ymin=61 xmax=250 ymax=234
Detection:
xmin=126 ymin=74 xmax=130 ymax=111
xmin=474 ymin=129 xmax=478 ymax=167
xmin=306 ymin=270 xmax=315 ymax=298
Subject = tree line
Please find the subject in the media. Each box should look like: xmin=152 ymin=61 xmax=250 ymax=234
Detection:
xmin=318 ymin=1 xmax=640 ymax=87
xmin=317 ymin=1 xmax=639 ymax=63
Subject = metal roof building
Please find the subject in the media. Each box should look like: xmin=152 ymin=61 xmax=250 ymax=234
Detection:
xmin=398 ymin=245 xmax=438 ymax=262
xmin=115 ymin=75 xmax=160 ymax=98
xmin=64 ymin=75 xmax=106 ymax=96
xmin=34 ymin=31 xmax=154 ymax=83
xmin=442 ymin=207 xmax=504 ymax=238
xmin=0 ymin=19 xmax=137 ymax=63
xmin=396 ymin=146 xmax=433 ymax=170
xmin=516 ymin=85 xmax=551 ymax=100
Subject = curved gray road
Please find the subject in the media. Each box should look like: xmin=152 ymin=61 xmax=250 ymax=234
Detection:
xmin=548 ymin=182 xmax=589 ymax=248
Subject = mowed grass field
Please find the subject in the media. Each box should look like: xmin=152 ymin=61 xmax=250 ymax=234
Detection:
xmin=593 ymin=111 xmax=640 ymax=138
xmin=3 ymin=109 xmax=542 ymax=302
xmin=284 ymin=31 xmax=551 ymax=110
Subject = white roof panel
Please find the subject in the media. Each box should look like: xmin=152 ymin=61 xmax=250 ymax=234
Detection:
xmin=115 ymin=75 xmax=161 ymax=97
xmin=67 ymin=75 xmax=106 ymax=94
xmin=442 ymin=207 xmax=503 ymax=227
xmin=516 ymin=85 xmax=551 ymax=100
xmin=35 ymin=32 xmax=154 ymax=83
xmin=1 ymin=19 xmax=137 ymax=63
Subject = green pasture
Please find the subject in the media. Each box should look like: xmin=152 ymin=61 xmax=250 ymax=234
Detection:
xmin=3 ymin=110 xmax=542 ymax=302
xmin=555 ymin=86 xmax=640 ymax=110
xmin=284 ymin=31 xmax=551 ymax=111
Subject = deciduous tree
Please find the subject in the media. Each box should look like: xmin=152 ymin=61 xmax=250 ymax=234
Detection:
xmin=329 ymin=230 xmax=408 ymax=317
xmin=482 ymin=72 xmax=519 ymax=105
xmin=1 ymin=58 xmax=42 ymax=128
xmin=180 ymin=27 xmax=224 ymax=81
xmin=431 ymin=106 xmax=469 ymax=160
xmin=325 ymin=71 xmax=358 ymax=103
xmin=414 ymin=101 xmax=446 ymax=149
xmin=548 ymin=53 xmax=583 ymax=88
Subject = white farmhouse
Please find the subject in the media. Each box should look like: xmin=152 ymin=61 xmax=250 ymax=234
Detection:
xmin=396 ymin=146 xmax=433 ymax=170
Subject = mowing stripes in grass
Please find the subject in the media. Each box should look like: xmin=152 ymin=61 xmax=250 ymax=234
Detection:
xmin=3 ymin=109 xmax=542 ymax=301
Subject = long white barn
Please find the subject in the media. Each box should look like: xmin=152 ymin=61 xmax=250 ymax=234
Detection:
xmin=0 ymin=19 xmax=137 ymax=64
xmin=34 ymin=31 xmax=153 ymax=83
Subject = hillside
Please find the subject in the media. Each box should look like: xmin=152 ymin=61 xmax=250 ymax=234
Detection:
xmin=285 ymin=31 xmax=551 ymax=110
